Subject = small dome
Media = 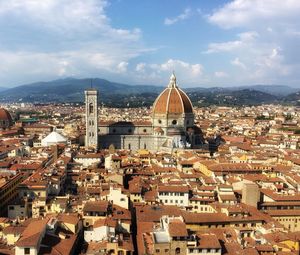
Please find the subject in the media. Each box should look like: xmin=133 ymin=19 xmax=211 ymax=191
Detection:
xmin=152 ymin=73 xmax=193 ymax=115
xmin=41 ymin=130 xmax=67 ymax=146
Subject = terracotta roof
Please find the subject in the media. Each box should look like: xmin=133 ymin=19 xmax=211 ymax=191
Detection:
xmin=0 ymin=108 xmax=12 ymax=122
xmin=168 ymin=220 xmax=188 ymax=237
xmin=197 ymin=233 xmax=221 ymax=249
xmin=152 ymin=74 xmax=193 ymax=115
xmin=16 ymin=218 xmax=48 ymax=247
xmin=83 ymin=201 xmax=108 ymax=213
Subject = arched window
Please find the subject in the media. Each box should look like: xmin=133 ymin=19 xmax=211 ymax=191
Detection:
xmin=89 ymin=103 xmax=94 ymax=114
xmin=144 ymin=143 xmax=147 ymax=149
xmin=175 ymin=248 xmax=181 ymax=254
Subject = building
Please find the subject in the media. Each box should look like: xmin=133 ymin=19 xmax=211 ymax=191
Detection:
xmin=41 ymin=130 xmax=67 ymax=147
xmin=0 ymin=108 xmax=13 ymax=130
xmin=86 ymin=73 xmax=204 ymax=151
xmin=85 ymin=88 xmax=99 ymax=149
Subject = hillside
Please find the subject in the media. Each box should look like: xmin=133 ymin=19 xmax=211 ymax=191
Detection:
xmin=0 ymin=78 xmax=298 ymax=107
xmin=0 ymin=78 xmax=164 ymax=103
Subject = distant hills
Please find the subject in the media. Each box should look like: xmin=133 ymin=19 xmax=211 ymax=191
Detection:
xmin=0 ymin=87 xmax=8 ymax=92
xmin=0 ymin=78 xmax=299 ymax=107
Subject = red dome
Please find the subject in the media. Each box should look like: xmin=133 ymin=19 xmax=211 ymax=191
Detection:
xmin=153 ymin=74 xmax=193 ymax=115
xmin=0 ymin=108 xmax=12 ymax=122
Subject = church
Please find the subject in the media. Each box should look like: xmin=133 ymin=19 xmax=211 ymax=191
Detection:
xmin=85 ymin=73 xmax=204 ymax=151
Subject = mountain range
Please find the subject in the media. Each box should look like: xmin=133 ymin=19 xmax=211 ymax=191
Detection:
xmin=0 ymin=78 xmax=299 ymax=107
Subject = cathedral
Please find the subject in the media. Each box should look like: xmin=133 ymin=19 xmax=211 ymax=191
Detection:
xmin=85 ymin=73 xmax=204 ymax=151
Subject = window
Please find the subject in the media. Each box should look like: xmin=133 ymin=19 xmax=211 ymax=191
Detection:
xmin=187 ymin=120 xmax=190 ymax=125
xmin=158 ymin=119 xmax=162 ymax=124
xmin=128 ymin=143 xmax=131 ymax=150
xmin=112 ymin=128 xmax=116 ymax=133
xmin=175 ymin=248 xmax=180 ymax=254
xmin=128 ymin=128 xmax=132 ymax=133
xmin=89 ymin=103 xmax=94 ymax=114
xmin=144 ymin=143 xmax=147 ymax=149
xmin=164 ymin=249 xmax=169 ymax=252
xmin=172 ymin=119 xmax=177 ymax=125
xmin=143 ymin=129 xmax=147 ymax=133
xmin=24 ymin=248 xmax=30 ymax=255
xmin=155 ymin=249 xmax=160 ymax=253
xmin=9 ymin=206 xmax=14 ymax=210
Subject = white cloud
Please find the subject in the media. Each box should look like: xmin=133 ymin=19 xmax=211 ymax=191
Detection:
xmin=135 ymin=63 xmax=146 ymax=72
xmin=0 ymin=0 xmax=148 ymax=85
xmin=214 ymin=71 xmax=229 ymax=78
xmin=133 ymin=59 xmax=204 ymax=86
xmin=231 ymin=57 xmax=247 ymax=70
xmin=156 ymin=59 xmax=203 ymax=76
xmin=204 ymin=31 xmax=258 ymax=54
xmin=208 ymin=0 xmax=300 ymax=29
xmin=205 ymin=0 xmax=300 ymax=85
xmin=116 ymin=61 xmax=128 ymax=73
xmin=164 ymin=8 xmax=191 ymax=26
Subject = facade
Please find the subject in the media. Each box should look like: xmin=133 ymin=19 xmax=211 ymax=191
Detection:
xmin=86 ymin=73 xmax=204 ymax=151
xmin=85 ymin=89 xmax=99 ymax=149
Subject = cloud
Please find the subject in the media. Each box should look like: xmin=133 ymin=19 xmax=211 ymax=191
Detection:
xmin=157 ymin=59 xmax=203 ymax=76
xmin=116 ymin=61 xmax=128 ymax=73
xmin=133 ymin=59 xmax=204 ymax=85
xmin=208 ymin=0 xmax=300 ymax=29
xmin=214 ymin=71 xmax=229 ymax=78
xmin=0 ymin=0 xmax=146 ymax=85
xmin=205 ymin=0 xmax=300 ymax=85
xmin=204 ymin=31 xmax=258 ymax=54
xmin=231 ymin=57 xmax=247 ymax=70
xmin=164 ymin=8 xmax=191 ymax=25
xmin=135 ymin=63 xmax=146 ymax=72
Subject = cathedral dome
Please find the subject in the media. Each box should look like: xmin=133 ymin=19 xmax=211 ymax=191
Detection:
xmin=152 ymin=73 xmax=193 ymax=115
xmin=0 ymin=108 xmax=12 ymax=121
xmin=0 ymin=108 xmax=13 ymax=128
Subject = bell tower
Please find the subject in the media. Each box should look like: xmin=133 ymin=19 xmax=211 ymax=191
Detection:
xmin=85 ymin=89 xmax=99 ymax=149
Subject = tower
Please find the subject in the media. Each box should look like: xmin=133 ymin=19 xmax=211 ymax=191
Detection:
xmin=85 ymin=89 xmax=99 ymax=149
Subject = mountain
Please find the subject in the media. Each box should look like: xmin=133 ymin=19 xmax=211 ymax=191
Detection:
xmin=228 ymin=85 xmax=299 ymax=97
xmin=0 ymin=78 xmax=164 ymax=103
xmin=187 ymin=89 xmax=279 ymax=107
xmin=0 ymin=77 xmax=297 ymax=106
xmin=282 ymin=91 xmax=300 ymax=105
xmin=0 ymin=87 xmax=8 ymax=92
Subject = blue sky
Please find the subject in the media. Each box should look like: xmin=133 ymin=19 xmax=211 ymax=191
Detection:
xmin=0 ymin=0 xmax=300 ymax=88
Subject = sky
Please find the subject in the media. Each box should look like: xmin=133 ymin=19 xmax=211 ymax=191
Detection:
xmin=0 ymin=0 xmax=300 ymax=88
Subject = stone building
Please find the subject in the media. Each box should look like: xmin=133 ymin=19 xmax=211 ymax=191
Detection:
xmin=85 ymin=73 xmax=204 ymax=151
